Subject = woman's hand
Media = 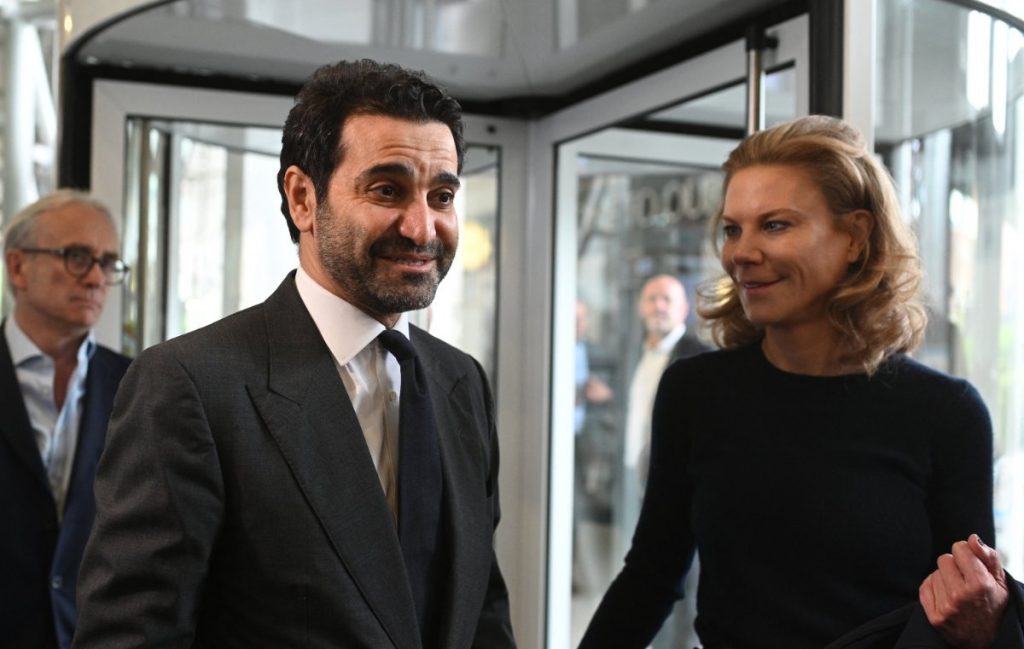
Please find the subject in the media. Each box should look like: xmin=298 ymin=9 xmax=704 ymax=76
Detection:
xmin=919 ymin=534 xmax=1009 ymax=649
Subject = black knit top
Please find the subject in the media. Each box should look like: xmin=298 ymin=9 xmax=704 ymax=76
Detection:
xmin=579 ymin=343 xmax=994 ymax=649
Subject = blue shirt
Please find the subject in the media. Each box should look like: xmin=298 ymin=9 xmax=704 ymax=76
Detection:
xmin=575 ymin=340 xmax=589 ymax=434
xmin=4 ymin=318 xmax=95 ymax=520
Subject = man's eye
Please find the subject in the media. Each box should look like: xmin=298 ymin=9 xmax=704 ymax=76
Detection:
xmin=67 ymin=248 xmax=92 ymax=263
xmin=99 ymin=254 xmax=121 ymax=269
xmin=435 ymin=191 xmax=455 ymax=205
xmin=373 ymin=185 xmax=398 ymax=198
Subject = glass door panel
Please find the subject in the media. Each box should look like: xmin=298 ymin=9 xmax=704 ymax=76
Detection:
xmin=569 ymin=134 xmax=731 ymax=648
xmin=167 ymin=124 xmax=291 ymax=340
xmin=554 ymin=23 xmax=807 ymax=648
xmin=645 ymin=65 xmax=796 ymax=132
xmin=875 ymin=0 xmax=1024 ymax=575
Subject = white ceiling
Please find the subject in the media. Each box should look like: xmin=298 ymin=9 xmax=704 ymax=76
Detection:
xmin=72 ymin=0 xmax=786 ymax=101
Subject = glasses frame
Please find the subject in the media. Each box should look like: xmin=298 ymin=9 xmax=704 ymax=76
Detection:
xmin=18 ymin=246 xmax=131 ymax=286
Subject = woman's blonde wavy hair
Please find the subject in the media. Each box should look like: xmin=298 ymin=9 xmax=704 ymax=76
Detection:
xmin=698 ymin=115 xmax=926 ymax=374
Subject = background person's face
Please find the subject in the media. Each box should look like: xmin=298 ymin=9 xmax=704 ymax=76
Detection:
xmin=310 ymin=114 xmax=460 ymax=324
xmin=638 ymin=276 xmax=686 ymax=339
xmin=7 ymin=203 xmax=118 ymax=338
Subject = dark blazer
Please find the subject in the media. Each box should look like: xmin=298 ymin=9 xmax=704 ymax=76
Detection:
xmin=668 ymin=334 xmax=710 ymax=364
xmin=73 ymin=274 xmax=516 ymax=649
xmin=0 ymin=325 xmax=131 ymax=649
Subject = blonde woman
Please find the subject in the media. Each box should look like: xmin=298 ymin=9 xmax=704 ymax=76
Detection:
xmin=579 ymin=116 xmax=1018 ymax=649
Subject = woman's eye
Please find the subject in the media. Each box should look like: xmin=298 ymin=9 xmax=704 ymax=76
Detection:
xmin=722 ymin=224 xmax=740 ymax=238
xmin=764 ymin=220 xmax=788 ymax=232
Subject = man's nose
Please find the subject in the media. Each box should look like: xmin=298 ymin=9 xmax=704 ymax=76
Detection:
xmin=80 ymin=259 xmax=107 ymax=287
xmin=397 ymin=196 xmax=436 ymax=246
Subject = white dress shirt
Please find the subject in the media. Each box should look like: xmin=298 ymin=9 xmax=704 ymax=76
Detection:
xmin=5 ymin=317 xmax=95 ymax=520
xmin=294 ymin=267 xmax=407 ymax=522
xmin=623 ymin=324 xmax=685 ymax=469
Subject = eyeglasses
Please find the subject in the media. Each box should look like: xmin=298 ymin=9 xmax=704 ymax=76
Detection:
xmin=18 ymin=246 xmax=130 ymax=286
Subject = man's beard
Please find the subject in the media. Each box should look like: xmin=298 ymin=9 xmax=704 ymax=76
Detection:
xmin=645 ymin=314 xmax=676 ymax=339
xmin=315 ymin=205 xmax=455 ymax=316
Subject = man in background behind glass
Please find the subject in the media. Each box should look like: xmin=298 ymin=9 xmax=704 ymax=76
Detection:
xmin=621 ymin=274 xmax=707 ymax=649
xmin=0 ymin=190 xmax=131 ymax=648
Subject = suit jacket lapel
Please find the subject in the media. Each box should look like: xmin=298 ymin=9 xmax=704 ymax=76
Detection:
xmin=0 ymin=325 xmax=51 ymax=495
xmin=247 ymin=277 xmax=420 ymax=649
xmin=414 ymin=330 xmax=494 ymax=649
xmin=64 ymin=349 xmax=119 ymax=515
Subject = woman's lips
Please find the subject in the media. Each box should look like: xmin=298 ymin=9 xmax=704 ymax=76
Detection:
xmin=739 ymin=279 xmax=780 ymax=295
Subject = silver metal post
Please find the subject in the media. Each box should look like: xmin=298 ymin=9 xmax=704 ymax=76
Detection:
xmin=745 ymin=26 xmax=778 ymax=135
xmin=746 ymin=46 xmax=765 ymax=135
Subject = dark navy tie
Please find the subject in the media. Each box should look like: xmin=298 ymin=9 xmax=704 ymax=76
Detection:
xmin=378 ymin=329 xmax=443 ymax=644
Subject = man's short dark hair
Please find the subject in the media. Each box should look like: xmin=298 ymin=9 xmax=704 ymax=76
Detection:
xmin=277 ymin=59 xmax=466 ymax=243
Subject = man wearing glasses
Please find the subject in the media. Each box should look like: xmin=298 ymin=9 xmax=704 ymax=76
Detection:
xmin=0 ymin=189 xmax=131 ymax=649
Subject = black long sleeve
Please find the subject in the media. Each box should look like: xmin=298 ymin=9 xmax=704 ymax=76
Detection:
xmin=579 ymin=344 xmax=994 ymax=649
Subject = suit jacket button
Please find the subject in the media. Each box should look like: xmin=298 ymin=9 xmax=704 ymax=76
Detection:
xmin=51 ymin=576 xmax=63 ymax=589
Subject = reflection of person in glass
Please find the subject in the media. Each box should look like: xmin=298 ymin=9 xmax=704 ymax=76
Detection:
xmin=623 ymin=274 xmax=707 ymax=488
xmin=621 ymin=274 xmax=708 ymax=649
xmin=579 ymin=116 xmax=1022 ymax=648
xmin=576 ymin=299 xmax=614 ymax=435
xmin=573 ymin=299 xmax=613 ymax=596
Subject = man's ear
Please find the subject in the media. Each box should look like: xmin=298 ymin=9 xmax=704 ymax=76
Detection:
xmin=283 ymin=165 xmax=318 ymax=236
xmin=5 ymin=249 xmax=28 ymax=292
xmin=846 ymin=209 xmax=874 ymax=263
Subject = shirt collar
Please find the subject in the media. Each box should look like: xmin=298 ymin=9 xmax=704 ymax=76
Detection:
xmin=294 ymin=266 xmax=409 ymax=366
xmin=4 ymin=317 xmax=96 ymax=366
xmin=651 ymin=324 xmax=686 ymax=353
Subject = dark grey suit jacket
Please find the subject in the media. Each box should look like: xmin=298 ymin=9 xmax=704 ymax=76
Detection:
xmin=0 ymin=325 xmax=130 ymax=649
xmin=73 ymin=274 xmax=515 ymax=649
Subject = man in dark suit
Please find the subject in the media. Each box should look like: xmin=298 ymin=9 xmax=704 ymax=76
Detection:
xmin=73 ymin=60 xmax=516 ymax=649
xmin=0 ymin=190 xmax=132 ymax=649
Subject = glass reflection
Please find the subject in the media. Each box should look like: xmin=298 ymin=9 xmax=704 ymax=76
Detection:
xmin=163 ymin=0 xmax=506 ymax=57
xmin=566 ymin=66 xmax=799 ymax=645
xmin=646 ymin=67 xmax=796 ymax=132
xmin=876 ymin=0 xmax=1024 ymax=576
xmin=570 ymin=146 xmax=728 ymax=647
